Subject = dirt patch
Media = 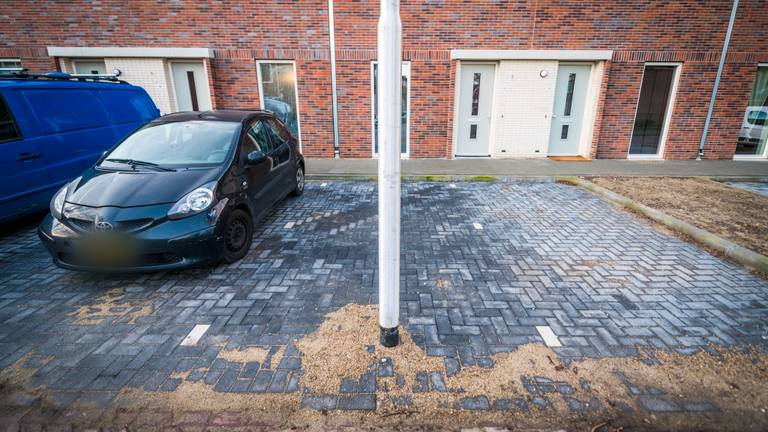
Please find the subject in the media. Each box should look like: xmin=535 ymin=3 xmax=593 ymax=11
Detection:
xmin=68 ymin=288 xmax=153 ymax=325
xmin=216 ymin=345 xmax=285 ymax=368
xmin=589 ymin=177 xmax=768 ymax=256
xmin=6 ymin=304 xmax=768 ymax=431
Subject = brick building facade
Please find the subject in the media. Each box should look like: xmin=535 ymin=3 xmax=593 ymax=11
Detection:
xmin=1 ymin=1 xmax=767 ymax=160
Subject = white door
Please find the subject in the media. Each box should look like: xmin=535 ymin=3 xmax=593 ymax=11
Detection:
xmin=548 ymin=64 xmax=591 ymax=155
xmin=456 ymin=64 xmax=494 ymax=157
xmin=171 ymin=62 xmax=211 ymax=112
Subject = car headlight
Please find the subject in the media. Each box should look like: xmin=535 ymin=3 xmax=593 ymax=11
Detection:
xmin=50 ymin=186 xmax=68 ymax=220
xmin=168 ymin=182 xmax=216 ymax=220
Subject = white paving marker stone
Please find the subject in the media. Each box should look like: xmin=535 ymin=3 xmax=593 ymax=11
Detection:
xmin=180 ymin=324 xmax=210 ymax=347
xmin=473 ymin=222 xmax=483 ymax=230
xmin=321 ymin=182 xmax=328 ymax=187
xmin=284 ymin=222 xmax=295 ymax=229
xmin=536 ymin=325 xmax=562 ymax=348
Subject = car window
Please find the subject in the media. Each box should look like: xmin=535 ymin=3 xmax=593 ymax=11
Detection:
xmin=21 ymin=89 xmax=110 ymax=134
xmin=98 ymin=90 xmax=157 ymax=124
xmin=244 ymin=120 xmax=274 ymax=154
xmin=0 ymin=94 xmax=21 ymax=143
xmin=265 ymin=118 xmax=290 ymax=144
xmin=100 ymin=120 xmax=239 ymax=168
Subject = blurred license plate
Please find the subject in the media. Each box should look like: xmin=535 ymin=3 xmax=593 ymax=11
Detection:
xmin=77 ymin=234 xmax=138 ymax=266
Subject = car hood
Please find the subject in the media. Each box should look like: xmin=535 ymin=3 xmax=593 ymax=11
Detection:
xmin=66 ymin=167 xmax=221 ymax=208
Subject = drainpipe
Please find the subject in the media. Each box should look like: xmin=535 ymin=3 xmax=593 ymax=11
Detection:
xmin=377 ymin=0 xmax=402 ymax=348
xmin=328 ymin=0 xmax=341 ymax=158
xmin=698 ymin=0 xmax=739 ymax=160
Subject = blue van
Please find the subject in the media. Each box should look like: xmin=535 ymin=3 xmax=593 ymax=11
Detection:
xmin=0 ymin=76 xmax=160 ymax=221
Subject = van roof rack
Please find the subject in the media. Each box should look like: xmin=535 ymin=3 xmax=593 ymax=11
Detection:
xmin=0 ymin=69 xmax=128 ymax=84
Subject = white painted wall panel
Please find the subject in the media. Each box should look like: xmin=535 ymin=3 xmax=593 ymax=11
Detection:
xmin=492 ymin=60 xmax=558 ymax=158
xmin=104 ymin=58 xmax=174 ymax=114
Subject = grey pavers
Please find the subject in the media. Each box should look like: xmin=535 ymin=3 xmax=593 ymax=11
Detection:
xmin=0 ymin=180 xmax=766 ymax=413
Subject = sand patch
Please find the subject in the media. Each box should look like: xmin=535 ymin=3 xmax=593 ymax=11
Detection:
xmin=69 ymin=288 xmax=153 ymax=325
xmin=216 ymin=345 xmax=285 ymax=367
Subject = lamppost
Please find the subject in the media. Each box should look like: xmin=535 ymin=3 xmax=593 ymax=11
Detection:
xmin=377 ymin=0 xmax=402 ymax=347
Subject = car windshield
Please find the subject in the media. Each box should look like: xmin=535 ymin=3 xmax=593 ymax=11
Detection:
xmin=100 ymin=120 xmax=239 ymax=168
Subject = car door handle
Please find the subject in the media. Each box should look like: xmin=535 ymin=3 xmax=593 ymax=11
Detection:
xmin=17 ymin=152 xmax=41 ymax=162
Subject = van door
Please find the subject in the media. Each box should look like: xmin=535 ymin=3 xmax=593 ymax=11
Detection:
xmin=0 ymin=92 xmax=51 ymax=218
xmin=20 ymin=88 xmax=112 ymax=186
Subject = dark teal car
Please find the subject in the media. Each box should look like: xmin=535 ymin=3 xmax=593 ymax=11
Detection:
xmin=0 ymin=74 xmax=159 ymax=222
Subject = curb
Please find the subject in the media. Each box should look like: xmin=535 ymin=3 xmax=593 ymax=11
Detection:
xmin=306 ymin=175 xmax=556 ymax=183
xmin=556 ymin=176 xmax=768 ymax=274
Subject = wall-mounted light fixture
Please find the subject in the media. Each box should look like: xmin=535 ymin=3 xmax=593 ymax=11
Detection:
xmin=539 ymin=70 xmax=549 ymax=78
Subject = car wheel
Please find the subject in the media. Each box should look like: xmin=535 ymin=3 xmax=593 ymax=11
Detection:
xmin=291 ymin=164 xmax=305 ymax=196
xmin=221 ymin=209 xmax=253 ymax=264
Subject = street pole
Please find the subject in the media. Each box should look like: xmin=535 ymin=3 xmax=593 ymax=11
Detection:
xmin=377 ymin=0 xmax=402 ymax=347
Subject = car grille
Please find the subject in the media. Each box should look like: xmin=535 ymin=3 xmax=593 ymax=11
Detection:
xmin=66 ymin=217 xmax=154 ymax=233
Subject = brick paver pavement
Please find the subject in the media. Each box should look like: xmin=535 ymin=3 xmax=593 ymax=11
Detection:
xmin=0 ymin=180 xmax=766 ymax=429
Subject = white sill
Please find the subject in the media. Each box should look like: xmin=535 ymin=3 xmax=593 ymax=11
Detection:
xmin=627 ymin=154 xmax=663 ymax=160
xmin=733 ymin=155 xmax=768 ymax=161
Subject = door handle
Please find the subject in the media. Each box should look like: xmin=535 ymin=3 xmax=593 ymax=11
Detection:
xmin=17 ymin=152 xmax=41 ymax=162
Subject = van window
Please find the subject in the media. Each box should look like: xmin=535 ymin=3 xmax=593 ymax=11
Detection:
xmin=22 ymin=89 xmax=109 ymax=134
xmin=0 ymin=94 xmax=21 ymax=143
xmin=99 ymin=90 xmax=157 ymax=124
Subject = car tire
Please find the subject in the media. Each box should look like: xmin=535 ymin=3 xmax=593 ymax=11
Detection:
xmin=291 ymin=164 xmax=305 ymax=197
xmin=220 ymin=209 xmax=253 ymax=264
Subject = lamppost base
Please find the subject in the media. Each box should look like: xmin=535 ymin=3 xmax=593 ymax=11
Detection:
xmin=380 ymin=326 xmax=399 ymax=347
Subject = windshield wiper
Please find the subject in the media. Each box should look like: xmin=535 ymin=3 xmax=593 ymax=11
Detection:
xmin=104 ymin=158 xmax=176 ymax=172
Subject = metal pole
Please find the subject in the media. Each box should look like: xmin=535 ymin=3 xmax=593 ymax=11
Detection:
xmin=698 ymin=0 xmax=739 ymax=160
xmin=328 ymin=0 xmax=341 ymax=158
xmin=377 ymin=0 xmax=402 ymax=347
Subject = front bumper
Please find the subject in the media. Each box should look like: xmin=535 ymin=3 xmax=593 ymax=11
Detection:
xmin=38 ymin=213 xmax=223 ymax=272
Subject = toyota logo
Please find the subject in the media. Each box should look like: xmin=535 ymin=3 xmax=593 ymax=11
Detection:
xmin=94 ymin=219 xmax=114 ymax=232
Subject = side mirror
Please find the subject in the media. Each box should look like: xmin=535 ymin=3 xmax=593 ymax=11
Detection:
xmin=247 ymin=150 xmax=266 ymax=164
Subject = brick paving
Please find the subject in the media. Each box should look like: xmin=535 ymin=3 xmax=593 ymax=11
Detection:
xmin=0 ymin=180 xmax=767 ymax=427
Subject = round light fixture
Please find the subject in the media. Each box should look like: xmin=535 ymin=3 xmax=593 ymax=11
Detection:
xmin=540 ymin=70 xmax=549 ymax=78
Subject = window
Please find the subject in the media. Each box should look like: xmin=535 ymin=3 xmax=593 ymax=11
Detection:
xmin=258 ymin=63 xmax=300 ymax=146
xmin=0 ymin=59 xmax=22 ymax=76
xmin=561 ymin=125 xmax=569 ymax=140
xmin=471 ymin=73 xmax=481 ymax=116
xmin=469 ymin=124 xmax=478 ymax=139
xmin=244 ymin=121 xmax=273 ymax=154
xmin=563 ymin=73 xmax=576 ymax=116
xmin=265 ymin=118 xmax=290 ymax=144
xmin=629 ymin=65 xmax=677 ymax=155
xmin=0 ymin=95 xmax=21 ymax=143
xmin=74 ymin=60 xmax=107 ymax=75
xmin=372 ymin=61 xmax=410 ymax=154
xmin=736 ymin=67 xmax=768 ymax=156
xmin=21 ymin=89 xmax=110 ymax=134
xmin=97 ymin=90 xmax=157 ymax=124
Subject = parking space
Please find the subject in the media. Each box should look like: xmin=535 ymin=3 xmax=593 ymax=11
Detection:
xmin=1 ymin=180 xmax=767 ymax=429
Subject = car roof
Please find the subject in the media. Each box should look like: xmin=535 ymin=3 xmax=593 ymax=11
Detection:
xmin=0 ymin=78 xmax=135 ymax=90
xmin=150 ymin=110 xmax=272 ymax=124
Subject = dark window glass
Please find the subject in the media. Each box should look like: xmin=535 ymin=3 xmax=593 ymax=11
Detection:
xmin=266 ymin=118 xmax=291 ymax=143
xmin=245 ymin=121 xmax=274 ymax=154
xmin=469 ymin=124 xmax=478 ymax=139
xmin=561 ymin=125 xmax=569 ymax=140
xmin=564 ymin=73 xmax=576 ymax=116
xmin=629 ymin=66 xmax=675 ymax=155
xmin=0 ymin=94 xmax=21 ymax=143
xmin=259 ymin=63 xmax=299 ymax=141
xmin=97 ymin=90 xmax=157 ymax=124
xmin=22 ymin=89 xmax=110 ymax=134
xmin=471 ymin=72 xmax=481 ymax=116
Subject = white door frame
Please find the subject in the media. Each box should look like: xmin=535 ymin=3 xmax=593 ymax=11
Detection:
xmin=733 ymin=63 xmax=768 ymax=160
xmin=256 ymin=60 xmax=303 ymax=152
xmin=451 ymin=61 xmax=498 ymax=158
xmin=371 ymin=61 xmax=410 ymax=158
xmin=168 ymin=59 xmax=213 ymax=112
xmin=627 ymin=62 xmax=682 ymax=160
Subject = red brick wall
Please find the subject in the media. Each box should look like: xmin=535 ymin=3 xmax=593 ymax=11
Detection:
xmin=2 ymin=0 xmax=767 ymax=160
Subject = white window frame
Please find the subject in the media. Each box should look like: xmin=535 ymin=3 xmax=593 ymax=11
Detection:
xmin=72 ymin=59 xmax=107 ymax=75
xmin=0 ymin=58 xmax=23 ymax=72
xmin=371 ymin=61 xmax=410 ymax=158
xmin=627 ymin=62 xmax=682 ymax=160
xmin=167 ymin=60 xmax=214 ymax=113
xmin=256 ymin=60 xmax=303 ymax=152
xmin=734 ymin=63 xmax=768 ymax=160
